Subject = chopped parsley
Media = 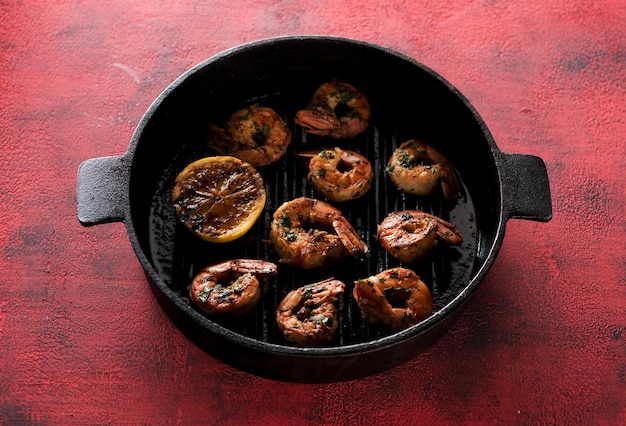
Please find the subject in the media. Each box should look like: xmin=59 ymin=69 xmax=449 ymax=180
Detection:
xmin=198 ymin=287 xmax=212 ymax=303
xmin=303 ymin=286 xmax=313 ymax=300
xmin=280 ymin=215 xmax=293 ymax=228
xmin=346 ymin=110 xmax=362 ymax=119
xmin=340 ymin=90 xmax=353 ymax=103
xmin=241 ymin=108 xmax=253 ymax=120
xmin=399 ymin=151 xmax=413 ymax=168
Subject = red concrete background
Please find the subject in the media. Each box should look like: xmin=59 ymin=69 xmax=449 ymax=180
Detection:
xmin=1 ymin=0 xmax=624 ymax=424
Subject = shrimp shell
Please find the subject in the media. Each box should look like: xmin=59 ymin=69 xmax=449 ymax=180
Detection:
xmin=269 ymin=197 xmax=368 ymax=269
xmin=189 ymin=259 xmax=277 ymax=317
xmin=276 ymin=278 xmax=345 ymax=346
xmin=206 ymin=104 xmax=291 ymax=167
xmin=377 ymin=210 xmax=463 ymax=263
xmin=303 ymin=147 xmax=373 ymax=202
xmin=294 ymin=81 xmax=371 ymax=139
xmin=353 ymin=267 xmax=434 ymax=331
xmin=387 ymin=139 xmax=459 ymax=201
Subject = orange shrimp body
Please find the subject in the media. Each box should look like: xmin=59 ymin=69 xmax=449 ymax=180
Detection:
xmin=377 ymin=210 xmax=463 ymax=263
xmin=206 ymin=104 xmax=291 ymax=167
xmin=269 ymin=197 xmax=368 ymax=269
xmin=353 ymin=267 xmax=434 ymax=331
xmin=387 ymin=139 xmax=459 ymax=201
xmin=189 ymin=259 xmax=277 ymax=316
xmin=294 ymin=81 xmax=371 ymax=138
xmin=305 ymin=147 xmax=373 ymax=202
xmin=276 ymin=278 xmax=345 ymax=346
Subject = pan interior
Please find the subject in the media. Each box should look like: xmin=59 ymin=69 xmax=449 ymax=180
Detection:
xmin=133 ymin=39 xmax=500 ymax=349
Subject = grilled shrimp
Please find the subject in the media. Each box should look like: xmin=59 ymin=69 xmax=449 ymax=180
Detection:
xmin=206 ymin=104 xmax=291 ymax=167
xmin=353 ymin=267 xmax=434 ymax=331
xmin=299 ymin=147 xmax=373 ymax=202
xmin=386 ymin=139 xmax=459 ymax=201
xmin=294 ymin=81 xmax=371 ymax=138
xmin=189 ymin=259 xmax=277 ymax=316
xmin=377 ymin=210 xmax=463 ymax=263
xmin=276 ymin=278 xmax=345 ymax=346
xmin=269 ymin=197 xmax=368 ymax=269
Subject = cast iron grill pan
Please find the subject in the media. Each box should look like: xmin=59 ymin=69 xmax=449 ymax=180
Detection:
xmin=73 ymin=37 xmax=551 ymax=382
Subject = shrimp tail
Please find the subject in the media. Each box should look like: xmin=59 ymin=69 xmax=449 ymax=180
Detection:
xmin=440 ymin=164 xmax=460 ymax=202
xmin=436 ymin=223 xmax=463 ymax=245
xmin=295 ymin=149 xmax=325 ymax=167
xmin=232 ymin=259 xmax=278 ymax=277
xmin=206 ymin=123 xmax=238 ymax=153
xmin=415 ymin=212 xmax=463 ymax=245
xmin=294 ymin=109 xmax=339 ymax=136
xmin=295 ymin=149 xmax=326 ymax=159
xmin=307 ymin=278 xmax=345 ymax=304
xmin=425 ymin=144 xmax=460 ymax=201
xmin=204 ymin=259 xmax=278 ymax=277
xmin=353 ymin=280 xmax=393 ymax=326
xmin=332 ymin=217 xmax=369 ymax=258
xmin=429 ymin=216 xmax=463 ymax=245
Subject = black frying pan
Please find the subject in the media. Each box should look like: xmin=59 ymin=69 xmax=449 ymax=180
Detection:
xmin=76 ymin=36 xmax=552 ymax=382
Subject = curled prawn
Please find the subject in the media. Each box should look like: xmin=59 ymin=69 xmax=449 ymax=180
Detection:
xmin=298 ymin=147 xmax=373 ymax=202
xmin=294 ymin=81 xmax=371 ymax=138
xmin=276 ymin=278 xmax=345 ymax=346
xmin=377 ymin=210 xmax=463 ymax=263
xmin=386 ymin=139 xmax=459 ymax=201
xmin=269 ymin=197 xmax=368 ymax=269
xmin=189 ymin=259 xmax=277 ymax=317
xmin=353 ymin=267 xmax=434 ymax=331
xmin=206 ymin=104 xmax=291 ymax=167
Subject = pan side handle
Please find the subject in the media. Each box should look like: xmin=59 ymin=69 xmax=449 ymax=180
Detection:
xmin=76 ymin=154 xmax=131 ymax=226
xmin=499 ymin=153 xmax=553 ymax=222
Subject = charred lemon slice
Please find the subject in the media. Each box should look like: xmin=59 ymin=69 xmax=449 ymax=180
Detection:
xmin=172 ymin=156 xmax=266 ymax=243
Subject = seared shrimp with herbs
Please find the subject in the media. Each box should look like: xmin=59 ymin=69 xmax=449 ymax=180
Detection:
xmin=386 ymin=139 xmax=459 ymax=201
xmin=269 ymin=197 xmax=368 ymax=269
xmin=353 ymin=267 xmax=434 ymax=331
xmin=299 ymin=147 xmax=373 ymax=202
xmin=276 ymin=278 xmax=345 ymax=346
xmin=206 ymin=104 xmax=291 ymax=167
xmin=294 ymin=81 xmax=371 ymax=139
xmin=189 ymin=259 xmax=277 ymax=317
xmin=377 ymin=210 xmax=463 ymax=263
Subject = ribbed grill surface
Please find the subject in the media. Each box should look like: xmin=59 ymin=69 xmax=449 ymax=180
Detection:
xmin=149 ymin=106 xmax=477 ymax=347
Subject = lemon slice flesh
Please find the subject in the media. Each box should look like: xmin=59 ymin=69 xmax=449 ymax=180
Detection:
xmin=172 ymin=156 xmax=266 ymax=243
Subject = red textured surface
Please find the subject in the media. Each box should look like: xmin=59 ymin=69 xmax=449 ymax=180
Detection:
xmin=1 ymin=0 xmax=624 ymax=424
